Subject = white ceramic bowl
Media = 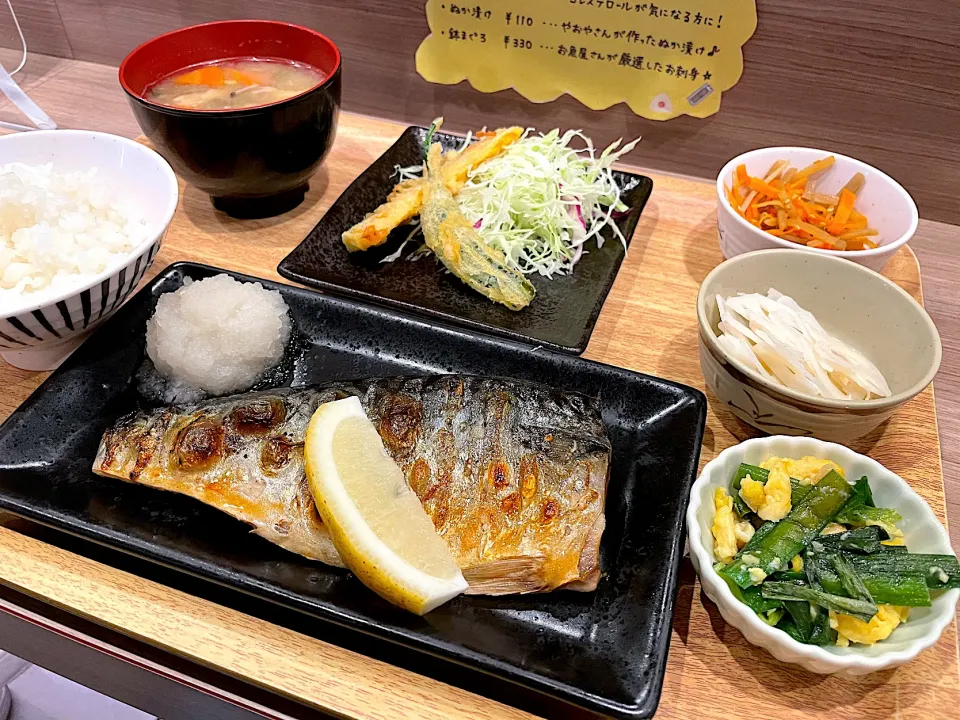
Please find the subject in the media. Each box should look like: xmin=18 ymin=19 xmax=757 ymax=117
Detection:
xmin=0 ymin=130 xmax=178 ymax=370
xmin=687 ymin=435 xmax=958 ymax=675
xmin=716 ymin=147 xmax=918 ymax=272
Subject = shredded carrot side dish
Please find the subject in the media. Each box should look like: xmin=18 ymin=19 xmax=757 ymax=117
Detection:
xmin=726 ymin=156 xmax=879 ymax=251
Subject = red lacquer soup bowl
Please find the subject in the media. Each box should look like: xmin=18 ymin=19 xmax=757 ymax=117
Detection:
xmin=120 ymin=20 xmax=341 ymax=217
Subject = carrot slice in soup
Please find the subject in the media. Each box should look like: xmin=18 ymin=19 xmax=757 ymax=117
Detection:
xmin=173 ymin=66 xmax=226 ymax=86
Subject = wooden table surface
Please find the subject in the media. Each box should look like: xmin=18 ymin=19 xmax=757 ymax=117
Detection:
xmin=1 ymin=52 xmax=959 ymax=719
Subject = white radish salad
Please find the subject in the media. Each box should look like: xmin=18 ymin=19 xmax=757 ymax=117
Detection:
xmin=716 ymin=289 xmax=892 ymax=401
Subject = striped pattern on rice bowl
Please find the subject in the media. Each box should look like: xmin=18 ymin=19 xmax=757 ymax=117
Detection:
xmin=0 ymin=242 xmax=160 ymax=349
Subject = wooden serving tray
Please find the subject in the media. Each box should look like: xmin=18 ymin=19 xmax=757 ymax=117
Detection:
xmin=0 ymin=113 xmax=955 ymax=719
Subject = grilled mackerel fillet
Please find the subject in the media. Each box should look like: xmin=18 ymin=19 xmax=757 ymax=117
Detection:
xmin=93 ymin=376 xmax=611 ymax=594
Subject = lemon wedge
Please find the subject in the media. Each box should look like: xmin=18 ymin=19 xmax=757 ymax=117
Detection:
xmin=304 ymin=396 xmax=467 ymax=614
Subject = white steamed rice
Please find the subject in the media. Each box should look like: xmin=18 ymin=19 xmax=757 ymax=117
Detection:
xmin=0 ymin=162 xmax=148 ymax=309
xmin=146 ymin=274 xmax=292 ymax=401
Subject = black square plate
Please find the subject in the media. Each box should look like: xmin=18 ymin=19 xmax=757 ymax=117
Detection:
xmin=278 ymin=126 xmax=653 ymax=354
xmin=0 ymin=263 xmax=703 ymax=719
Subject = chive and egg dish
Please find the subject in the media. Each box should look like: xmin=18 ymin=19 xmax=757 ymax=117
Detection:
xmin=711 ymin=456 xmax=959 ymax=647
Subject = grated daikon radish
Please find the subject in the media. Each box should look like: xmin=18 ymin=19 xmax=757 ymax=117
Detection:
xmin=715 ymin=289 xmax=891 ymax=401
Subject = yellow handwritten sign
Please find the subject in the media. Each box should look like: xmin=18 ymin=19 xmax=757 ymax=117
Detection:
xmin=416 ymin=1 xmax=757 ymax=120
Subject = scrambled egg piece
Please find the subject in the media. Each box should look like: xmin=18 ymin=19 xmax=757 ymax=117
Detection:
xmin=740 ymin=473 xmax=791 ymax=522
xmin=790 ymin=554 xmax=804 ymax=572
xmin=760 ymin=456 xmax=845 ymax=487
xmin=821 ymin=522 xmax=848 ymax=536
xmin=712 ymin=488 xmax=738 ymax=563
xmin=882 ymin=536 xmax=907 ymax=547
xmin=739 ymin=456 xmax=845 ymax=523
xmin=734 ymin=520 xmax=755 ymax=547
xmin=830 ymin=606 xmax=909 ymax=646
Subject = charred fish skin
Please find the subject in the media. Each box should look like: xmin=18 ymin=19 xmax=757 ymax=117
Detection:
xmin=93 ymin=376 xmax=610 ymax=595
xmin=93 ymin=385 xmax=348 ymax=567
xmin=385 ymin=376 xmax=611 ymax=595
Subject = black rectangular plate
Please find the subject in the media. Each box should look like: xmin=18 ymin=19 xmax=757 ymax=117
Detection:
xmin=278 ymin=126 xmax=653 ymax=354
xmin=0 ymin=263 xmax=704 ymax=719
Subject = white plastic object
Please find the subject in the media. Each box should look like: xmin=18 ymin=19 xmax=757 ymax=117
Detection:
xmin=0 ymin=652 xmax=30 ymax=687
xmin=0 ymin=61 xmax=55 ymax=130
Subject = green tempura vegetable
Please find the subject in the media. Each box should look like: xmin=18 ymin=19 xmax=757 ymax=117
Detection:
xmin=420 ymin=144 xmax=536 ymax=310
xmin=422 ymin=119 xmax=440 ymax=161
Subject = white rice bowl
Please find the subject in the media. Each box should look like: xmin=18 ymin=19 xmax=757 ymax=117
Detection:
xmin=146 ymin=275 xmax=291 ymax=400
xmin=0 ymin=162 xmax=149 ymax=309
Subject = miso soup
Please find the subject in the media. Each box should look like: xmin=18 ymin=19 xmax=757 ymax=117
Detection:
xmin=146 ymin=58 xmax=326 ymax=110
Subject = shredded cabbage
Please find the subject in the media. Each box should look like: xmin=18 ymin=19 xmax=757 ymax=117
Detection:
xmin=386 ymin=129 xmax=639 ymax=277
xmin=716 ymin=289 xmax=892 ymax=401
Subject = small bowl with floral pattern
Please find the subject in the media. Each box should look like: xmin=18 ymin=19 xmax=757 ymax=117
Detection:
xmin=696 ymin=249 xmax=940 ymax=443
